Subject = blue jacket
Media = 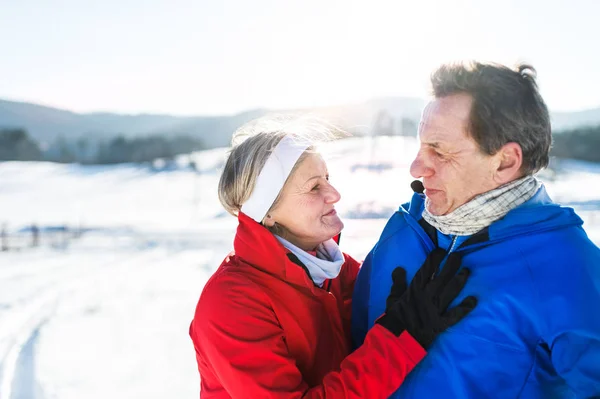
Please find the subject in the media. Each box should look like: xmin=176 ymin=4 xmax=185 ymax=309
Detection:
xmin=352 ymin=186 xmax=600 ymax=398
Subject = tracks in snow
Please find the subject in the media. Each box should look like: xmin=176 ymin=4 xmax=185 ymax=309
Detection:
xmin=0 ymin=248 xmax=172 ymax=399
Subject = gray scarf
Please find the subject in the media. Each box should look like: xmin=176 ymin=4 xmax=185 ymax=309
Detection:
xmin=422 ymin=175 xmax=542 ymax=236
xmin=275 ymin=236 xmax=344 ymax=287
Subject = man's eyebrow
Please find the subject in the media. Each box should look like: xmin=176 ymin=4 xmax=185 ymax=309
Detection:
xmin=423 ymin=141 xmax=441 ymax=149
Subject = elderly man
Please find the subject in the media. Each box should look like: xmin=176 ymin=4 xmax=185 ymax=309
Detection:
xmin=352 ymin=62 xmax=600 ymax=398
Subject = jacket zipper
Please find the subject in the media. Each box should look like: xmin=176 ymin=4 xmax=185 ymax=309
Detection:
xmin=448 ymin=235 xmax=459 ymax=253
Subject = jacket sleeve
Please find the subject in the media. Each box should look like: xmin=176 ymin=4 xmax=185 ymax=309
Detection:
xmin=534 ymin=241 xmax=600 ymax=397
xmin=548 ymin=331 xmax=600 ymax=396
xmin=339 ymin=254 xmax=361 ymax=336
xmin=351 ymin=250 xmax=374 ymax=350
xmin=190 ymin=273 xmax=425 ymax=399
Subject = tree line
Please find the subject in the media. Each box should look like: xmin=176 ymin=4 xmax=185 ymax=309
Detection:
xmin=1 ymin=123 xmax=600 ymax=164
xmin=0 ymin=128 xmax=205 ymax=164
xmin=550 ymin=125 xmax=600 ymax=163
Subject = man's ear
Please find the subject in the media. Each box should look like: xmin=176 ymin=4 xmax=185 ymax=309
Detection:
xmin=494 ymin=142 xmax=523 ymax=184
xmin=263 ymin=214 xmax=276 ymax=227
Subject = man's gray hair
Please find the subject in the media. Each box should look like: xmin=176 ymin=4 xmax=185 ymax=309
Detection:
xmin=430 ymin=61 xmax=551 ymax=175
xmin=218 ymin=114 xmax=344 ymax=225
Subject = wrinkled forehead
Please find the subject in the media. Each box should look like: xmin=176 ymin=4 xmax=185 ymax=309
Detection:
xmin=288 ymin=152 xmax=327 ymax=183
xmin=419 ymin=94 xmax=473 ymax=139
xmin=422 ymin=94 xmax=472 ymax=122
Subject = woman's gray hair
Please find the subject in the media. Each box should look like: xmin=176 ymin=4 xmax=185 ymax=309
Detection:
xmin=218 ymin=114 xmax=345 ymax=228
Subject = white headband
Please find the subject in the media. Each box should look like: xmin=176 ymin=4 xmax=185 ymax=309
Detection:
xmin=241 ymin=136 xmax=309 ymax=222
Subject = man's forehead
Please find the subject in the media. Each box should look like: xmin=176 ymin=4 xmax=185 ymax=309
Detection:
xmin=421 ymin=94 xmax=472 ymax=122
xmin=419 ymin=95 xmax=473 ymax=143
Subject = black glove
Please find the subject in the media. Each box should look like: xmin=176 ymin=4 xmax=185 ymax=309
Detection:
xmin=376 ymin=248 xmax=477 ymax=349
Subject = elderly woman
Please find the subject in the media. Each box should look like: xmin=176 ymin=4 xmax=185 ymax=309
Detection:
xmin=189 ymin=117 xmax=477 ymax=398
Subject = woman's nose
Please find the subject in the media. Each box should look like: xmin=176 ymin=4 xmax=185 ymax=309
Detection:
xmin=324 ymin=183 xmax=341 ymax=204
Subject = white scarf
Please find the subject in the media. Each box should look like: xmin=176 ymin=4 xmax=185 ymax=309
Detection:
xmin=423 ymin=175 xmax=542 ymax=236
xmin=275 ymin=236 xmax=344 ymax=287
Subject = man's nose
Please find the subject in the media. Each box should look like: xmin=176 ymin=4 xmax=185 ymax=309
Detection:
xmin=410 ymin=153 xmax=433 ymax=179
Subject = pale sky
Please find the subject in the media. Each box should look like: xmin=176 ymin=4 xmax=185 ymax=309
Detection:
xmin=1 ymin=0 xmax=599 ymax=115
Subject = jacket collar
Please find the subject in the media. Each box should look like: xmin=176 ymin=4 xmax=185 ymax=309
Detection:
xmin=401 ymin=184 xmax=583 ymax=246
xmin=233 ymin=212 xmax=321 ymax=289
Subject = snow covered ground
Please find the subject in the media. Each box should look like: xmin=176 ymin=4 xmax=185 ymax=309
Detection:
xmin=0 ymin=136 xmax=598 ymax=399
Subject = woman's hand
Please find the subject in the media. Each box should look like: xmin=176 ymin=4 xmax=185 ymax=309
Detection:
xmin=376 ymin=248 xmax=477 ymax=349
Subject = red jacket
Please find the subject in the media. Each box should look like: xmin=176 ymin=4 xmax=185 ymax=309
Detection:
xmin=189 ymin=213 xmax=425 ymax=398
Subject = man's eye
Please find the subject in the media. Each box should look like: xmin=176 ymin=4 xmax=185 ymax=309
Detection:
xmin=311 ymin=185 xmax=320 ymax=191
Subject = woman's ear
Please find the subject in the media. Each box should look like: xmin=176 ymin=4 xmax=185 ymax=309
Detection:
xmin=494 ymin=142 xmax=523 ymax=184
xmin=263 ymin=214 xmax=276 ymax=227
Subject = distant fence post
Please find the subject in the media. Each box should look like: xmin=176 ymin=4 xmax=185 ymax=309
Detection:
xmin=1 ymin=223 xmax=7 ymax=251
xmin=31 ymin=224 xmax=39 ymax=247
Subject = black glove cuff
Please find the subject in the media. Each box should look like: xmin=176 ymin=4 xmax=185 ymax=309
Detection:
xmin=375 ymin=314 xmax=407 ymax=337
xmin=413 ymin=331 xmax=434 ymax=350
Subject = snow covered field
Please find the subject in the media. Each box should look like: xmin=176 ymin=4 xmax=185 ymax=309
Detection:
xmin=0 ymin=136 xmax=598 ymax=399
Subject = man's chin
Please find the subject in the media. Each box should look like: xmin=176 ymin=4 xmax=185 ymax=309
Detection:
xmin=425 ymin=201 xmax=449 ymax=216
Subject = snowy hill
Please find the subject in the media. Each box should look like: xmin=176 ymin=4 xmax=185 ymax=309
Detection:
xmin=0 ymin=136 xmax=598 ymax=399
xmin=3 ymin=97 xmax=599 ymax=147
xmin=0 ymin=97 xmax=425 ymax=147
